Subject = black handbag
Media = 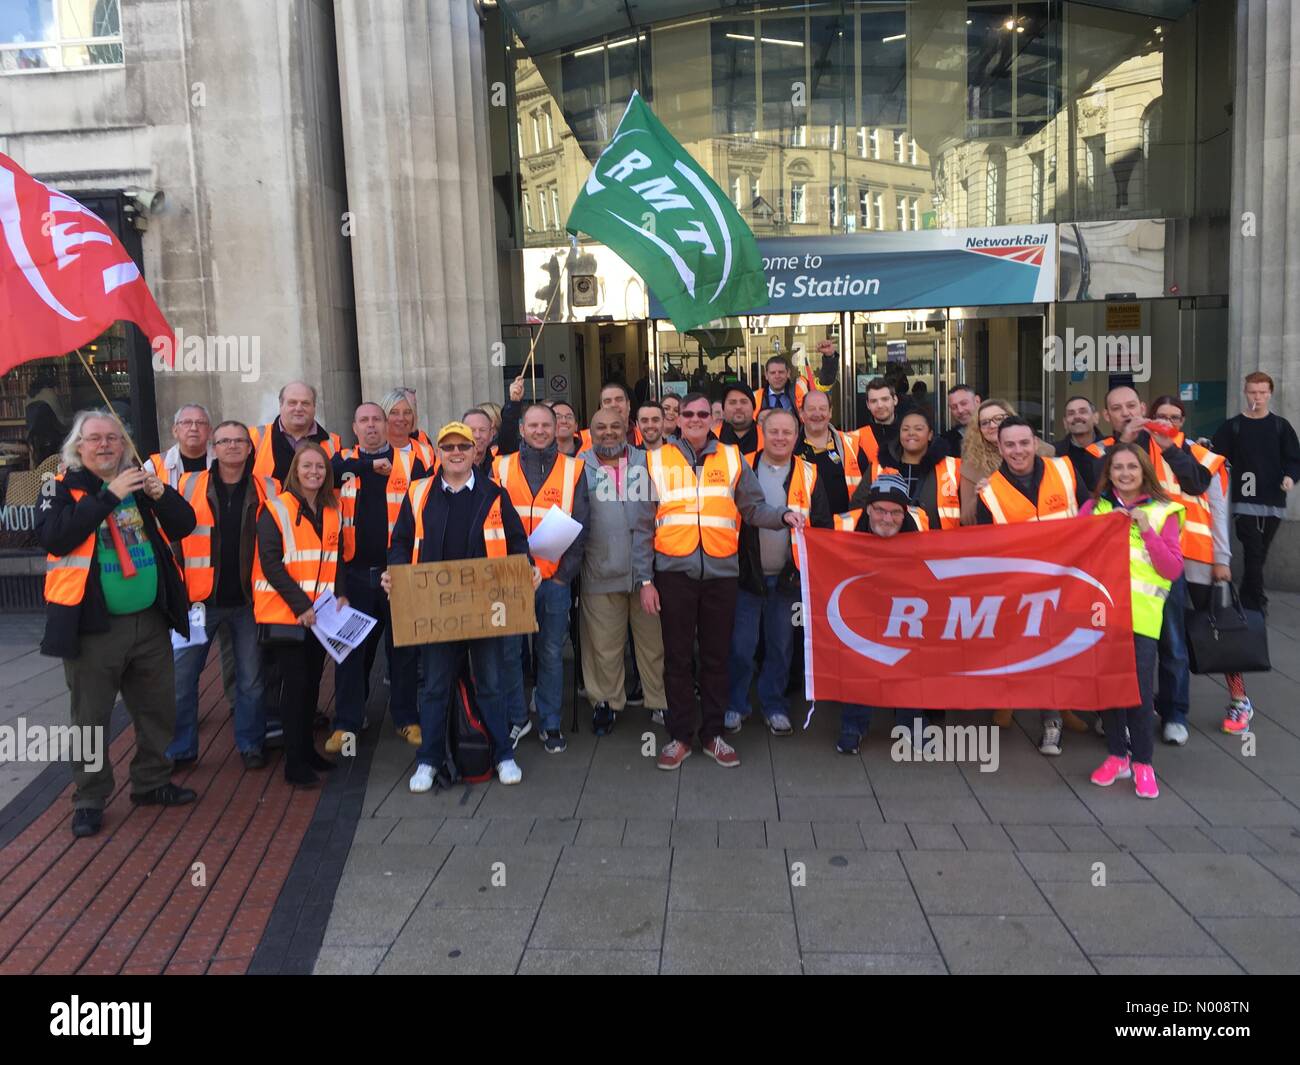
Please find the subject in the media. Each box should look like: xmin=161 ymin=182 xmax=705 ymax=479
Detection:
xmin=258 ymin=623 xmax=306 ymax=645
xmin=1185 ymin=582 xmax=1270 ymax=674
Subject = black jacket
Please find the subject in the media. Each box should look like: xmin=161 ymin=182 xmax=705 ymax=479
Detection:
xmin=37 ymin=467 xmax=196 ymax=659
xmin=738 ymin=452 xmax=832 ymax=596
xmin=856 ymin=439 xmax=947 ymax=528
xmin=388 ymin=473 xmax=530 ymax=566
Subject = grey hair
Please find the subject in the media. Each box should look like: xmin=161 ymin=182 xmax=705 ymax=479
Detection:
xmin=379 ymin=388 xmax=417 ymax=419
xmin=277 ymin=381 xmax=318 ymax=404
xmin=61 ymin=410 xmax=136 ymax=475
xmin=172 ymin=403 xmax=211 ymax=427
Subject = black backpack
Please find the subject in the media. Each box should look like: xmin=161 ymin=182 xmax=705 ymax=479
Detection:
xmin=443 ymin=654 xmax=495 ymax=784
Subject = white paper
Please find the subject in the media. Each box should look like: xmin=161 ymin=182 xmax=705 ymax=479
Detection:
xmin=527 ymin=505 xmax=582 ymax=562
xmin=171 ymin=603 xmax=207 ymax=651
xmin=310 ymin=590 xmax=377 ymax=664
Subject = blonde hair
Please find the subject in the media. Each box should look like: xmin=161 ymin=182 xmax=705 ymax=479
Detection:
xmin=60 ymin=410 xmax=136 ymax=476
xmin=961 ymin=398 xmax=1018 ymax=479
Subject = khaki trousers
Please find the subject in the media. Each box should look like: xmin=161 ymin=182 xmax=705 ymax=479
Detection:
xmin=63 ymin=607 xmax=177 ymax=809
xmin=579 ymin=589 xmax=667 ymax=711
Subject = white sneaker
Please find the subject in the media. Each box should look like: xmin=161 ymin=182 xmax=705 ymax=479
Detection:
xmin=1039 ymin=725 xmax=1062 ymax=756
xmin=1163 ymin=721 xmax=1189 ymax=746
xmin=409 ymin=764 xmax=435 ymax=793
xmin=496 ymin=758 xmax=522 ymax=786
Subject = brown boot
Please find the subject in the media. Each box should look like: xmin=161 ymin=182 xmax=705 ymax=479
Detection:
xmin=993 ymin=709 xmax=1013 ymax=728
xmin=1061 ymin=710 xmax=1090 ymax=734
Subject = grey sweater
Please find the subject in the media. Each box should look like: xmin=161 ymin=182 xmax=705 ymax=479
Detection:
xmin=578 ymin=446 xmax=656 ymax=594
xmin=632 ymin=436 xmax=790 ymax=581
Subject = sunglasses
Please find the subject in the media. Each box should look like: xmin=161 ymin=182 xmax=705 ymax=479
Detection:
xmin=439 ymin=442 xmax=474 ymax=452
xmin=679 ymin=410 xmax=711 ymax=419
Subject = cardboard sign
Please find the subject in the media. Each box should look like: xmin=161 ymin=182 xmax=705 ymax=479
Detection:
xmin=389 ymin=554 xmax=538 ymax=647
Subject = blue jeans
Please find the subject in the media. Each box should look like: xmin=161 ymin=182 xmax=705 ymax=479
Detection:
xmin=1154 ymin=575 xmax=1189 ymax=726
xmin=840 ymin=705 xmax=926 ymax=741
xmin=727 ymin=576 xmax=797 ymax=721
xmin=169 ymin=603 xmax=265 ymax=758
xmin=416 ymin=637 xmax=511 ymax=769
xmin=530 ymin=579 xmax=572 ymax=732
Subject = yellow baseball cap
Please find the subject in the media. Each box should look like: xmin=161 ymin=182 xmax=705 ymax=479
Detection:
xmin=436 ymin=421 xmax=475 ymax=445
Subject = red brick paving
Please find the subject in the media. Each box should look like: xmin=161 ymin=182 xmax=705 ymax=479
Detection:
xmin=0 ymin=655 xmax=336 ymax=974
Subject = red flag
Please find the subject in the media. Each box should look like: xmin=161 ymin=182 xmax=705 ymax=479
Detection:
xmin=800 ymin=513 xmax=1140 ymax=711
xmin=0 ymin=152 xmax=173 ymax=375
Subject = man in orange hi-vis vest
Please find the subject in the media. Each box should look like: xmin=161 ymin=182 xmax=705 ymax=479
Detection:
xmin=976 ymin=415 xmax=1093 ymax=756
xmin=331 ymin=402 xmax=434 ymax=758
xmin=493 ymin=403 xmax=590 ymax=755
xmin=248 ymin=381 xmax=341 ymax=498
xmin=383 ymin=422 xmax=536 ymax=792
xmin=38 ymin=411 xmax=199 ymax=840
xmin=635 ymin=392 xmax=806 ymax=772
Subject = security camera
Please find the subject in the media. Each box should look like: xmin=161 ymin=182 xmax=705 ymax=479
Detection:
xmin=124 ymin=186 xmax=165 ymax=215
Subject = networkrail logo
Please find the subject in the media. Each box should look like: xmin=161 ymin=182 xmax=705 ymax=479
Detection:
xmin=963 ymin=234 xmax=1047 ymax=266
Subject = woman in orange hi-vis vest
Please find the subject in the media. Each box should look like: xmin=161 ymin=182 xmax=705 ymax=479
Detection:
xmin=253 ymin=443 xmax=344 ymax=788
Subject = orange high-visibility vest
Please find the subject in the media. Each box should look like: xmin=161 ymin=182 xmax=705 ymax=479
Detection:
xmin=406 ymin=477 xmax=507 ymax=562
xmin=1148 ymin=434 xmax=1224 ymax=566
xmin=175 ymin=470 xmax=215 ymax=603
xmin=933 ymin=456 xmax=962 ymax=529
xmin=754 ymin=379 xmax=808 ymax=415
xmin=856 ymin=425 xmax=883 ymax=467
xmin=251 ymin=490 xmax=341 ymax=624
xmin=646 ymin=443 xmax=743 ymax=558
xmin=339 ymin=447 xmax=419 ymax=560
xmin=833 ymin=429 xmax=865 ymax=495
xmin=249 ymin=422 xmax=341 ymax=500
xmin=43 ymin=482 xmax=96 ymax=607
xmin=979 ymin=457 xmax=1078 ymax=524
xmin=492 ymin=451 xmax=583 ymax=578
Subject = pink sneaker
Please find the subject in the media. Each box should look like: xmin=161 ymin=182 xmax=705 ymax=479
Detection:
xmin=1133 ymin=763 xmax=1159 ymax=799
xmin=1090 ymin=755 xmax=1132 ymax=787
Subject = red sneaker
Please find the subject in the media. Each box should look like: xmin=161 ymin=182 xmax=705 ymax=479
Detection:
xmin=1133 ymin=763 xmax=1160 ymax=799
xmin=1090 ymin=755 xmax=1132 ymax=787
xmin=702 ymin=736 xmax=740 ymax=768
xmin=656 ymin=739 xmax=691 ymax=771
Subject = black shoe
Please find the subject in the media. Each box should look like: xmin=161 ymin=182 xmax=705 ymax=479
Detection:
xmin=284 ymin=764 xmax=320 ymax=788
xmin=241 ymin=750 xmax=266 ymax=770
xmin=539 ymin=729 xmax=567 ymax=754
xmin=171 ymin=753 xmax=197 ymax=768
xmin=835 ymin=735 xmax=861 ymax=755
xmin=307 ymin=751 xmax=337 ymax=772
xmin=264 ymin=720 xmax=285 ymax=750
xmin=435 ymin=763 xmax=456 ymax=790
xmin=130 ymin=783 xmax=197 ymax=807
xmin=71 ymin=807 xmax=103 ymax=838
xmin=592 ymin=701 xmax=615 ymax=736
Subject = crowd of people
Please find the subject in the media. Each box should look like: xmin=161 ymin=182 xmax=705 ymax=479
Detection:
xmin=36 ymin=360 xmax=1298 ymax=836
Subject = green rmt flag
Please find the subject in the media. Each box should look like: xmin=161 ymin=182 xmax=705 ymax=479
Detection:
xmin=565 ymin=91 xmax=767 ymax=333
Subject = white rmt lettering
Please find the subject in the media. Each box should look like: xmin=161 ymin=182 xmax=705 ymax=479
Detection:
xmin=940 ymin=596 xmax=1004 ymax=640
xmin=883 ymin=597 xmax=928 ymax=638
xmin=1017 ymin=588 xmax=1061 ymax=637
xmin=605 ymin=148 xmax=654 ymax=183
xmin=630 ymin=175 xmax=692 ymax=212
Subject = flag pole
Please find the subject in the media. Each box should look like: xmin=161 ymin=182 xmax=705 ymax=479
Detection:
xmin=520 ymin=267 xmax=565 ymax=402
xmin=75 ymin=348 xmax=147 ymax=466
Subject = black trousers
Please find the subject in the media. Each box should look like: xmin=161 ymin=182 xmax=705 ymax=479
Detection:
xmin=271 ymin=638 xmax=326 ymax=772
xmin=1234 ymin=514 xmax=1280 ymax=611
xmin=657 ymin=570 xmax=738 ymax=744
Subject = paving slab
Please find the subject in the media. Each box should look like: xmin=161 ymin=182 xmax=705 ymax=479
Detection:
xmin=802 ymin=952 xmax=948 ymax=975
xmin=1038 ymin=882 xmax=1224 ymax=957
xmin=668 ymin=848 xmax=792 ymax=914
xmin=929 ymin=914 xmax=1094 ymax=974
xmin=379 ymin=907 xmax=535 ymax=974
xmin=661 ymin=910 xmax=802 ymax=975
xmin=517 ymin=949 xmax=661 ymax=975
xmin=1196 ymin=917 xmax=1300 ymax=974
xmin=904 ymin=851 xmax=1052 ymax=917
xmin=1135 ymin=853 xmax=1300 ymax=917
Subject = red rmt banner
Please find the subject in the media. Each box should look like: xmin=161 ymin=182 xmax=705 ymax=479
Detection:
xmin=0 ymin=151 xmax=173 ymax=374
xmin=800 ymin=512 xmax=1140 ymax=711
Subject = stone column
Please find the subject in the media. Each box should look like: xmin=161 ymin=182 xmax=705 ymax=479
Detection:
xmin=334 ymin=0 xmax=503 ymax=428
xmin=1228 ymin=0 xmax=1300 ymax=589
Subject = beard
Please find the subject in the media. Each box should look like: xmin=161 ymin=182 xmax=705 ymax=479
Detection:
xmin=595 ymin=441 xmax=624 ymax=458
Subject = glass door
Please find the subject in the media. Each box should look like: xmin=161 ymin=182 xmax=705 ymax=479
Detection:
xmin=849 ymin=310 xmax=947 ymax=430
xmin=945 ymin=306 xmax=1047 ymax=434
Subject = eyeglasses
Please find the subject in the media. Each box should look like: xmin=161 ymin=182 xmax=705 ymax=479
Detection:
xmin=82 ymin=434 xmax=124 ymax=445
xmin=978 ymin=414 xmax=1008 ymax=428
xmin=1156 ymin=412 xmax=1185 ymax=424
xmin=439 ymin=442 xmax=474 ymax=453
xmin=554 ymin=412 xmax=576 ymax=422
xmin=214 ymin=437 xmax=249 ymax=447
xmin=679 ymin=410 xmax=711 ymax=419
xmin=176 ymin=419 xmax=209 ymax=429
